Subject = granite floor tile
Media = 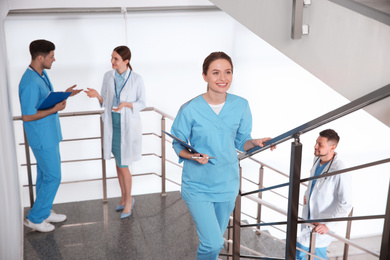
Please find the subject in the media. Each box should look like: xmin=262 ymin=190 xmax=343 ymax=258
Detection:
xmin=82 ymin=220 xmax=151 ymax=260
xmin=25 ymin=232 xmax=65 ymax=260
xmin=24 ymin=191 xmax=200 ymax=260
xmin=135 ymin=192 xmax=199 ymax=260
xmin=24 ymin=191 xmax=260 ymax=260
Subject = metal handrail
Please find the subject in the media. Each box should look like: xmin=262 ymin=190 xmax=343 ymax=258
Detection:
xmin=300 ymin=157 xmax=390 ymax=183
xmin=12 ymin=107 xmax=174 ymax=121
xmin=13 ymin=84 xmax=390 ymax=259
xmin=242 ymin=157 xmax=390 ymax=197
xmin=239 ymin=83 xmax=390 ymax=160
xmin=12 ymin=105 xmax=312 ymax=258
xmin=240 ymin=164 xmax=385 ymax=258
xmin=12 ymin=107 xmax=176 ymax=205
xmin=243 ymin=191 xmax=381 ymax=258
xmin=244 ymin=156 xmax=300 ymax=183
xmin=240 ymin=155 xmax=307 ymax=237
xmin=234 ymin=83 xmax=390 ymax=260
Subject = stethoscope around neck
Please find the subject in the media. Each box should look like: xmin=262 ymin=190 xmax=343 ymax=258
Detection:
xmin=312 ymin=154 xmax=335 ymax=188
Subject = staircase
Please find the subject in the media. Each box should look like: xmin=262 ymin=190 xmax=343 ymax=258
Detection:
xmin=209 ymin=0 xmax=390 ymax=128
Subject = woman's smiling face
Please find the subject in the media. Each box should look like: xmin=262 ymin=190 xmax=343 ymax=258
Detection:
xmin=203 ymin=58 xmax=233 ymax=94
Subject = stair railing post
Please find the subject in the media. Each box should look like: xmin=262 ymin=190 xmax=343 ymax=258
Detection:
xmin=23 ymin=126 xmax=34 ymax=208
xmin=343 ymin=208 xmax=353 ymax=260
xmin=161 ymin=116 xmax=166 ymax=196
xmin=232 ymin=165 xmax=242 ymax=260
xmin=256 ymin=165 xmax=264 ymax=235
xmin=100 ymin=116 xmax=107 ymax=202
xmin=308 ymin=230 xmax=316 ymax=260
xmin=285 ymin=136 xmax=303 ymax=259
xmin=227 ymin=217 xmax=233 ymax=260
xmin=380 ymin=180 xmax=390 ymax=259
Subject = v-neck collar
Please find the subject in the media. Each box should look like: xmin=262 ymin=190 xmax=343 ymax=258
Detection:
xmin=200 ymin=93 xmax=229 ymax=117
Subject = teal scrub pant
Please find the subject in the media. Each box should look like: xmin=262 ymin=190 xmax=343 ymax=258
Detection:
xmin=27 ymin=144 xmax=61 ymax=224
xmin=185 ymin=199 xmax=236 ymax=260
xmin=296 ymin=242 xmax=327 ymax=260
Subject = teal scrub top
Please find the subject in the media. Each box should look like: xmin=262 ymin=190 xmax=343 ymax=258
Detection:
xmin=19 ymin=68 xmax=62 ymax=149
xmin=171 ymin=94 xmax=253 ymax=202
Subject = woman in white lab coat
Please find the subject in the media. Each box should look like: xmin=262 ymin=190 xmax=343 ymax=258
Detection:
xmin=85 ymin=46 xmax=146 ymax=219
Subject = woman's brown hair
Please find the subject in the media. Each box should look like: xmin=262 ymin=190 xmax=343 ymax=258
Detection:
xmin=202 ymin=51 xmax=233 ymax=75
xmin=113 ymin=45 xmax=133 ymax=70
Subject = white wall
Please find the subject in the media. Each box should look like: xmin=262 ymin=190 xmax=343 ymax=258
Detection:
xmin=0 ymin=0 xmax=23 ymax=259
xmin=210 ymin=0 xmax=390 ymax=128
xmin=4 ymin=6 xmax=390 ymax=245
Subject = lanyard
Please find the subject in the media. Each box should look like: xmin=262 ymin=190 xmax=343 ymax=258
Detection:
xmin=29 ymin=65 xmax=51 ymax=91
xmin=114 ymin=70 xmax=131 ymax=101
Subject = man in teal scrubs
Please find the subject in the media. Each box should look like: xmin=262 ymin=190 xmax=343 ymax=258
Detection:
xmin=19 ymin=39 xmax=81 ymax=232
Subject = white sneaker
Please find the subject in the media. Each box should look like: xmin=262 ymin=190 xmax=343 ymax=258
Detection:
xmin=24 ymin=218 xmax=55 ymax=232
xmin=45 ymin=211 xmax=67 ymax=223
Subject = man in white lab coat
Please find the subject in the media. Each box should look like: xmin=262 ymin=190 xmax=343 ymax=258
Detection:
xmin=296 ymin=129 xmax=353 ymax=260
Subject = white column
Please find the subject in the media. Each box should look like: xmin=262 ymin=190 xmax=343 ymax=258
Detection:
xmin=0 ymin=1 xmax=24 ymax=259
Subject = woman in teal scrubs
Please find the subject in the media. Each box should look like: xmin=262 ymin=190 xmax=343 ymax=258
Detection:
xmin=171 ymin=52 xmax=275 ymax=259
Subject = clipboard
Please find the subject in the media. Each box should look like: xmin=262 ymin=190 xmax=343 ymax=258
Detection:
xmin=38 ymin=91 xmax=71 ymax=110
xmin=162 ymin=130 xmax=200 ymax=153
xmin=162 ymin=130 xmax=215 ymax=165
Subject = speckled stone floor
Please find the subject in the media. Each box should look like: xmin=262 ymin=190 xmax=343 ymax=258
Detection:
xmin=23 ymin=191 xmax=288 ymax=260
xmin=23 ymin=191 xmax=200 ymax=260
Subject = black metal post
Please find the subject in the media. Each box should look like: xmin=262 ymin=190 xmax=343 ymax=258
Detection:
xmin=23 ymin=126 xmax=34 ymax=208
xmin=233 ymin=165 xmax=242 ymax=260
xmin=256 ymin=166 xmax=264 ymax=235
xmin=285 ymin=138 xmax=302 ymax=259
xmin=380 ymin=180 xmax=390 ymax=259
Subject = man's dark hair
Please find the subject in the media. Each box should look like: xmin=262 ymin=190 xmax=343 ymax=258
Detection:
xmin=320 ymin=129 xmax=340 ymax=144
xmin=29 ymin=39 xmax=55 ymax=60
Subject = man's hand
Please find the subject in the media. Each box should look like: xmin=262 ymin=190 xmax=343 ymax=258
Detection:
xmin=66 ymin=85 xmax=82 ymax=96
xmin=54 ymin=100 xmax=67 ymax=112
xmin=22 ymin=100 xmax=67 ymax=122
xmin=313 ymin=223 xmax=329 ymax=235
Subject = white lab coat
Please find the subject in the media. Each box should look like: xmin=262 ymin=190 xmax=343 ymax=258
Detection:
xmin=297 ymin=153 xmax=353 ymax=248
xmin=100 ymin=69 xmax=146 ymax=165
